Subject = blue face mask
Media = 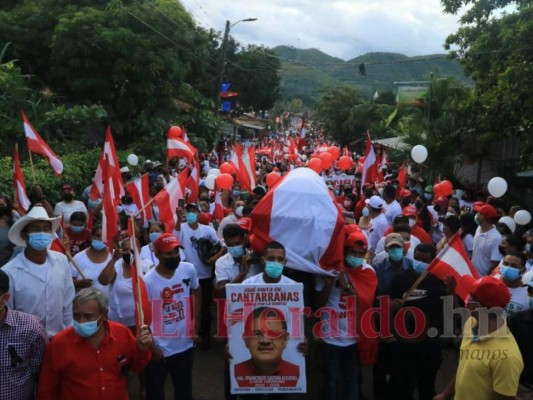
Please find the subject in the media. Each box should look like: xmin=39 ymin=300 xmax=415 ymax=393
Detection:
xmin=500 ymin=265 xmax=521 ymax=281
xmin=413 ymin=260 xmax=429 ymax=275
xmin=70 ymin=225 xmax=85 ymax=234
xmin=227 ymin=245 xmax=244 ymax=259
xmin=73 ymin=315 xmax=103 ymax=338
xmin=185 ymin=212 xmax=198 ymax=224
xmin=362 ymin=207 xmax=370 ymax=217
xmin=28 ymin=232 xmax=53 ymax=251
xmin=424 ymin=193 xmax=432 ymax=201
xmin=91 ymin=239 xmax=107 ymax=251
xmin=149 ymin=232 xmax=161 ymax=243
xmin=117 ymin=206 xmax=124 ymax=214
xmin=474 ymin=213 xmax=479 ymax=225
xmin=232 ymin=190 xmax=241 ymax=197
xmin=525 ymin=244 xmax=533 ymax=254
xmin=265 ymin=261 xmax=284 ymax=279
xmin=388 ymin=247 xmax=404 ymax=262
xmin=345 ymin=255 xmax=364 ymax=268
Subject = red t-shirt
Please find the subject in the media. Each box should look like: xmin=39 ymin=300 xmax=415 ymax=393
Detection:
xmin=66 ymin=227 xmax=92 ymax=255
xmin=234 ymin=358 xmax=300 ymax=388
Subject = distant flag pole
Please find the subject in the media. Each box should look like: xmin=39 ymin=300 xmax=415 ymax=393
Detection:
xmin=27 ymin=144 xmax=36 ymax=183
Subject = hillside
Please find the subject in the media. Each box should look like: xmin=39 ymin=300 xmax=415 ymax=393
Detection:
xmin=273 ymin=46 xmax=471 ymax=105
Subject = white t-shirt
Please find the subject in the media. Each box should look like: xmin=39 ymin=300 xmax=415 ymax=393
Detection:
xmin=367 ymin=213 xmax=390 ymax=255
xmin=505 ymin=285 xmax=529 ymax=315
xmin=242 ymin=273 xmax=296 ymax=285
xmin=472 ymin=226 xmax=502 ymax=276
xmin=53 ymin=200 xmax=88 ymax=225
xmin=214 ymin=252 xmax=261 ymax=283
xmin=144 ymin=262 xmax=199 ymax=357
xmin=462 ymin=234 xmax=474 ymax=255
xmin=71 ymin=249 xmax=112 ymax=298
xmin=175 ymin=224 xmax=222 ymax=279
xmin=108 ymin=261 xmax=135 ymax=327
xmin=383 ymin=200 xmax=402 ymax=226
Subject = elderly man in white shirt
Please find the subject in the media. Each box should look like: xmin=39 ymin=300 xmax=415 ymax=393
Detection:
xmin=2 ymin=206 xmax=75 ymax=337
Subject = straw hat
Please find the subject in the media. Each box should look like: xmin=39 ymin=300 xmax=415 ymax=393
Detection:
xmin=8 ymin=206 xmax=61 ymax=247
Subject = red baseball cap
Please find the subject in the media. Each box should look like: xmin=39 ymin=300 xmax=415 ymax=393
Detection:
xmin=399 ymin=189 xmax=411 ymax=198
xmin=345 ymin=224 xmax=362 ymax=235
xmin=473 ymin=201 xmax=486 ymax=212
xmin=237 ymin=217 xmax=252 ymax=231
xmin=345 ymin=231 xmax=368 ymax=250
xmin=478 ymin=204 xmax=499 ymax=221
xmin=154 ymin=233 xmax=182 ymax=252
xmin=461 ymin=275 xmax=511 ymax=308
xmin=402 ymin=205 xmax=417 ymax=217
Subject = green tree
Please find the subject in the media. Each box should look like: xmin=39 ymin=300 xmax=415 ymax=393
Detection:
xmin=442 ymin=0 xmax=533 ymax=168
xmin=228 ymin=45 xmax=281 ymax=112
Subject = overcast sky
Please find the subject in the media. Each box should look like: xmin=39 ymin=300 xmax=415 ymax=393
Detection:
xmin=180 ymin=0 xmax=462 ymax=60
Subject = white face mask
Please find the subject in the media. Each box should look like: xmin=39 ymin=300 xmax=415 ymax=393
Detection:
xmin=409 ymin=219 xmax=416 ymax=228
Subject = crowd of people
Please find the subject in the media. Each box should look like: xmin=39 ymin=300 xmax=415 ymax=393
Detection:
xmin=0 ymin=130 xmax=532 ymax=400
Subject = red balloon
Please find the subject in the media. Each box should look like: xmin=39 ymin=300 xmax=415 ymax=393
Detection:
xmin=433 ymin=183 xmax=443 ymax=198
xmin=327 ymin=146 xmax=341 ymax=160
xmin=308 ymin=158 xmax=323 ymax=174
xmin=266 ymin=172 xmax=281 ymax=187
xmin=216 ymin=173 xmax=234 ymax=190
xmin=318 ymin=152 xmax=334 ymax=169
xmin=440 ymin=180 xmax=453 ymax=197
xmin=219 ymin=162 xmax=236 ymax=175
xmin=169 ymin=125 xmax=182 ymax=138
xmin=338 ymin=156 xmax=353 ymax=171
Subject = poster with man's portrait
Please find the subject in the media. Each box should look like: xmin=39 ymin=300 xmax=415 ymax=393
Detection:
xmin=227 ymin=283 xmax=306 ymax=394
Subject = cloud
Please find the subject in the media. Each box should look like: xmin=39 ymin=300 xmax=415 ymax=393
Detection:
xmin=180 ymin=0 xmax=460 ymax=60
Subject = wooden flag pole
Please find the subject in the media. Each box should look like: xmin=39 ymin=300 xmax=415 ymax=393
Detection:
xmin=27 ymin=148 xmax=36 ymax=184
xmin=131 ymin=216 xmax=145 ymax=327
xmin=65 ymin=250 xmax=88 ymax=280
xmin=401 ymin=269 xmax=431 ymax=302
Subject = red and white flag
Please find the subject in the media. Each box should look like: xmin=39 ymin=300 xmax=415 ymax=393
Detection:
xmin=361 ymin=132 xmax=377 ymax=194
xmin=230 ymin=144 xmax=256 ymax=192
xmin=12 ymin=145 xmax=31 ymax=213
xmin=125 ymin=174 xmax=153 ymax=223
xmin=250 ymin=168 xmax=345 ymax=273
xmin=128 ymin=218 xmax=152 ymax=331
xmin=153 ymin=169 xmax=188 ymax=233
xmin=428 ymin=234 xmax=479 ymax=300
xmin=21 ymin=111 xmax=63 ymax=175
xmin=101 ymin=155 xmax=119 ymax=249
xmin=212 ymin=190 xmax=224 ymax=221
xmin=186 ymin=159 xmax=200 ymax=203
xmin=90 ymin=126 xmax=124 ymax=201
xmin=167 ymin=127 xmax=197 ymax=161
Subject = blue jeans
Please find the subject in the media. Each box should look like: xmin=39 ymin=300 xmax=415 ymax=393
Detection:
xmin=321 ymin=342 xmax=360 ymax=400
xmin=145 ymin=347 xmax=194 ymax=400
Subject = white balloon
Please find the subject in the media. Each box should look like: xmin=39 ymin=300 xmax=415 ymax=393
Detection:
xmin=498 ymin=216 xmax=516 ymax=233
xmin=127 ymin=154 xmax=138 ymax=166
xmin=300 ymin=154 xmax=307 ymax=161
xmin=204 ymin=174 xmax=216 ymax=190
xmin=283 ymin=146 xmax=289 ymax=152
xmin=208 ymin=168 xmax=220 ymax=177
xmin=514 ymin=210 xmax=532 ymax=226
xmin=411 ymin=145 xmax=428 ymax=164
xmin=487 ymin=177 xmax=507 ymax=198
xmin=302 ymin=146 xmax=307 ymax=151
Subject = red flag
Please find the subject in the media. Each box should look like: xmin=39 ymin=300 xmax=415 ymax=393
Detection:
xmin=90 ymin=126 xmax=124 ymax=201
xmin=361 ymin=132 xmax=377 ymax=194
xmin=21 ymin=111 xmax=63 ymax=175
xmin=101 ymin=155 xmax=119 ymax=249
xmin=396 ymin=163 xmax=407 ymax=196
xmin=231 ymin=144 xmax=256 ymax=192
xmin=128 ymin=219 xmax=152 ymax=331
xmin=186 ymin=159 xmax=200 ymax=203
xmin=167 ymin=128 xmax=197 ymax=161
xmin=428 ymin=234 xmax=479 ymax=300
xmin=125 ymin=175 xmax=153 ymax=222
xmin=212 ymin=190 xmax=224 ymax=221
xmin=345 ymin=264 xmax=378 ymax=366
xmin=153 ymin=169 xmax=188 ymax=233
xmin=12 ymin=145 xmax=31 ymax=213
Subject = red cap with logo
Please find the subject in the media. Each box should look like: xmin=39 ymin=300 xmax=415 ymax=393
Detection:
xmin=402 ymin=205 xmax=417 ymax=217
xmin=154 ymin=233 xmax=182 ymax=252
xmin=461 ymin=275 xmax=511 ymax=308
xmin=345 ymin=231 xmax=368 ymax=250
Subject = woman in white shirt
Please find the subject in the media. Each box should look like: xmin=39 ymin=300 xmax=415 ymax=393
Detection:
xmin=140 ymin=221 xmax=165 ymax=270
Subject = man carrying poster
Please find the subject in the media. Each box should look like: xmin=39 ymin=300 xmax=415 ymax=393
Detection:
xmin=227 ymin=283 xmax=306 ymax=395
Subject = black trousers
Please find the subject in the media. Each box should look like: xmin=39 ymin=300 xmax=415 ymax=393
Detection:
xmin=145 ymin=347 xmax=195 ymax=400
